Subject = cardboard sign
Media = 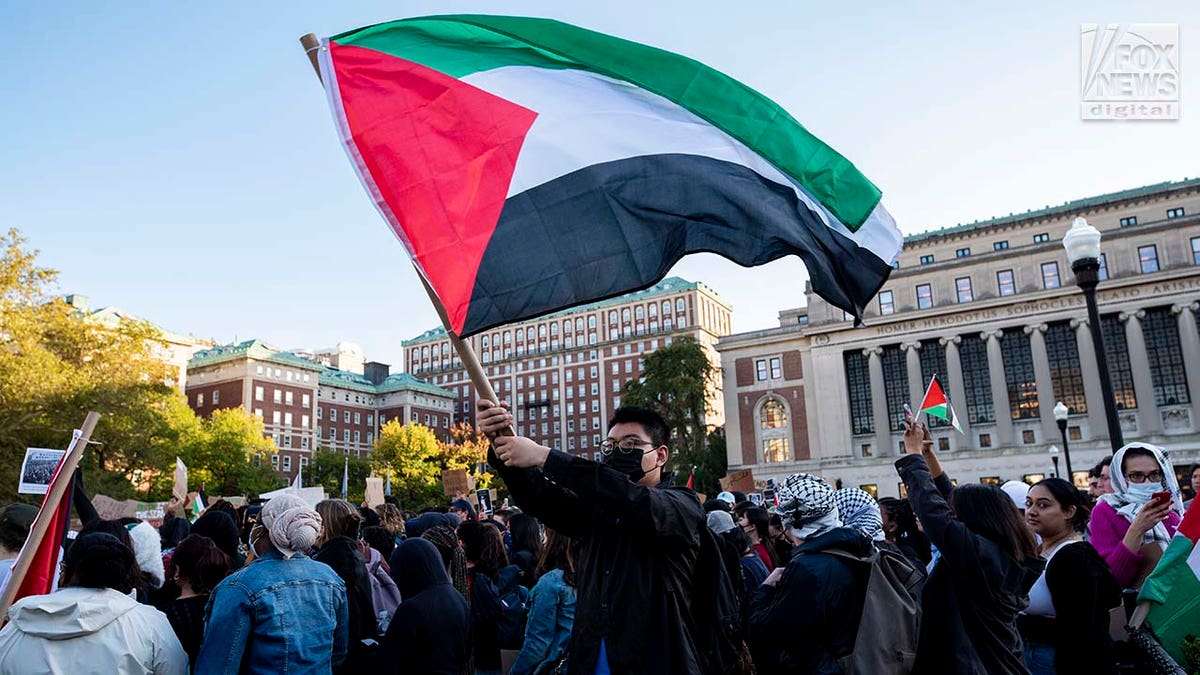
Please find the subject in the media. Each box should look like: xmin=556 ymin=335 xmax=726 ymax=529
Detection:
xmin=748 ymin=493 xmax=764 ymax=506
xmin=442 ymin=469 xmax=470 ymax=497
xmin=173 ymin=458 xmax=188 ymax=503
xmin=476 ymin=488 xmax=493 ymax=514
xmin=719 ymin=468 xmax=755 ymax=495
xmin=364 ymin=477 xmax=385 ymax=508
xmin=18 ymin=448 xmax=65 ymax=495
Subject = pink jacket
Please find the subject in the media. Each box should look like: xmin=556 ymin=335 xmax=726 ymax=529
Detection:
xmin=1088 ymin=501 xmax=1181 ymax=588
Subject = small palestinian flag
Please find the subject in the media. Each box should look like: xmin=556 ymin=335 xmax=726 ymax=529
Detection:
xmin=315 ymin=15 xmax=903 ymax=336
xmin=919 ymin=375 xmax=963 ymax=433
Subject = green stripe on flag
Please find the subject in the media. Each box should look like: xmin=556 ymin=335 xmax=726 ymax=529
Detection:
xmin=332 ymin=15 xmax=882 ymax=231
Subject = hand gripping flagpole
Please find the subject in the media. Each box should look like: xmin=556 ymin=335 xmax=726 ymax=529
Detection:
xmin=0 ymin=411 xmax=100 ymax=621
xmin=299 ymin=34 xmax=513 ymax=436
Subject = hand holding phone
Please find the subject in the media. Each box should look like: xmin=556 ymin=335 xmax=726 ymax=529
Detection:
xmin=1150 ymin=490 xmax=1171 ymax=506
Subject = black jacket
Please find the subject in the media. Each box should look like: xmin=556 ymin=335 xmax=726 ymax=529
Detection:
xmin=378 ymin=538 xmax=471 ymax=675
xmin=314 ymin=536 xmax=379 ymax=672
xmin=1017 ymin=542 xmax=1120 ymax=674
xmin=747 ymin=527 xmax=872 ymax=674
xmin=489 ymin=446 xmax=705 ymax=675
xmin=468 ymin=570 xmax=504 ymax=669
xmin=896 ymin=454 xmax=1044 ymax=675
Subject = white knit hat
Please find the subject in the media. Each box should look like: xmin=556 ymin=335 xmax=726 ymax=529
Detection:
xmin=126 ymin=520 xmax=165 ymax=589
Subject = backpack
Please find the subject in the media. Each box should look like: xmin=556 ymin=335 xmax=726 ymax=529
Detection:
xmin=693 ymin=523 xmax=755 ymax=675
xmin=364 ymin=548 xmax=402 ymax=634
xmin=496 ymin=564 xmax=532 ymax=649
xmin=820 ymin=545 xmax=923 ymax=675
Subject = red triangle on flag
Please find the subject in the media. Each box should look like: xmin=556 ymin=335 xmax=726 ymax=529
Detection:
xmin=920 ymin=375 xmax=948 ymax=411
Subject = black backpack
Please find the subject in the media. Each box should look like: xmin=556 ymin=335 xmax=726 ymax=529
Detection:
xmin=495 ymin=564 xmax=532 ymax=649
xmin=692 ymin=524 xmax=754 ymax=675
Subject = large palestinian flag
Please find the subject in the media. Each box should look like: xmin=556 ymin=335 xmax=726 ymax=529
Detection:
xmin=316 ymin=15 xmax=903 ymax=336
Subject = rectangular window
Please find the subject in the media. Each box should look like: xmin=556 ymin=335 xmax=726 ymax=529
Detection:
xmin=1167 ymin=207 xmax=1185 ymax=219
xmin=283 ymin=435 xmax=292 ymax=448
xmin=354 ymin=412 xmax=361 ymax=424
xmin=880 ymin=346 xmax=910 ymax=432
xmin=1193 ymin=237 xmax=1200 ymax=265
xmin=343 ymin=411 xmax=350 ymax=423
xmin=1138 ymin=245 xmax=1159 ymax=273
xmin=284 ymin=412 xmax=293 ymax=426
xmin=955 ymin=247 xmax=970 ymax=258
xmin=955 ymin=277 xmax=973 ymax=303
xmin=344 ymin=430 xmax=350 ymax=442
xmin=1045 ymin=321 xmax=1087 ymax=414
xmin=254 ymin=408 xmax=263 ymax=418
xmin=756 ymin=359 xmax=768 ymax=381
xmin=301 ymin=415 xmax=309 ymax=428
xmin=915 ymin=284 xmax=933 ymax=309
xmin=317 ymin=406 xmax=323 ymax=420
xmin=769 ymin=357 xmax=782 ymax=380
xmin=1033 ymin=233 xmax=1049 ymax=243
xmin=1022 ymin=429 xmax=1036 ymax=445
xmin=878 ymin=290 xmax=895 ymax=315
xmin=978 ymin=433 xmax=992 ymax=448
xmin=302 ymin=394 xmax=310 ymax=407
xmin=997 ymin=269 xmax=1016 ymax=296
xmin=918 ymin=340 xmax=950 ymax=429
xmin=196 ymin=393 xmax=204 ymax=407
xmin=255 ymin=386 xmax=263 ymax=402
xmin=1001 ymin=331 xmax=1039 ymax=420
xmin=959 ymin=334 xmax=995 ymax=423
xmin=919 ymin=254 xmax=935 ymax=265
xmin=212 ymin=390 xmax=220 ymax=405
xmin=1041 ymin=262 xmax=1061 ymax=289
xmin=283 ymin=456 xmax=292 ymax=472
xmin=354 ymin=431 xmax=360 ymax=443
xmin=273 ymin=389 xmax=282 ymax=404
xmin=1098 ymin=253 xmax=1109 ymax=280
xmin=762 ymin=438 xmax=790 ymax=463
xmin=285 ymin=391 xmax=293 ymax=406
xmin=1144 ymin=307 xmax=1191 ymax=405
xmin=1120 ymin=216 xmax=1138 ymax=227
xmin=272 ymin=411 xmax=281 ymax=425
xmin=993 ymin=240 xmax=1009 ymax=251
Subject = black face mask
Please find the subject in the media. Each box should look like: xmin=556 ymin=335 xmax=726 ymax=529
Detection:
xmin=602 ymin=449 xmax=655 ymax=483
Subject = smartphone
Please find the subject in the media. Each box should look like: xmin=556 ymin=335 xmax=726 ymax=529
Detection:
xmin=903 ymin=403 xmax=915 ymax=422
xmin=1151 ymin=490 xmax=1171 ymax=505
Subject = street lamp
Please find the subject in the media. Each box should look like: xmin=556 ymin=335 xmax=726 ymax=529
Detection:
xmin=1048 ymin=444 xmax=1060 ymax=478
xmin=1052 ymin=401 xmax=1074 ymax=482
xmin=1062 ymin=217 xmax=1124 ymax=453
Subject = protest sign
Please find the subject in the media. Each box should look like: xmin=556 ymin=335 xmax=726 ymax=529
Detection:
xmin=364 ymin=477 xmax=385 ymax=508
xmin=442 ymin=468 xmax=471 ymax=497
xmin=18 ymin=449 xmax=66 ymax=496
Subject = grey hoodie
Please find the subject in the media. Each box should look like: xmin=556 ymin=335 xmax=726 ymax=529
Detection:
xmin=0 ymin=586 xmax=187 ymax=675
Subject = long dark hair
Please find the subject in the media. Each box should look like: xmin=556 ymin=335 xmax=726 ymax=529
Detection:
xmin=536 ymin=528 xmax=575 ymax=587
xmin=509 ymin=512 xmax=542 ymax=558
xmin=457 ymin=519 xmax=508 ymax=578
xmin=745 ymin=507 xmax=781 ymax=568
xmin=877 ymin=497 xmax=931 ymax=562
xmin=169 ymin=534 xmax=231 ymax=595
xmin=951 ymin=484 xmax=1038 ymax=561
xmin=1030 ymin=478 xmax=1091 ymax=533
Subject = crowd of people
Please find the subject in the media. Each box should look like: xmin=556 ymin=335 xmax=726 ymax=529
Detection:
xmin=0 ymin=401 xmax=1194 ymax=674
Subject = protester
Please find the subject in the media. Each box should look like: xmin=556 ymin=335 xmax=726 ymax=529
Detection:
xmin=478 ymin=400 xmax=706 ymax=674
xmin=739 ymin=506 xmax=780 ymax=570
xmin=508 ymin=512 xmax=542 ymax=589
xmin=158 ymin=513 xmax=190 ymax=556
xmin=457 ymin=519 xmax=507 ymax=675
xmin=164 ymin=534 xmax=231 ymax=668
xmin=377 ymin=538 xmax=471 ymax=675
xmin=0 ymin=532 xmax=188 ymax=674
xmin=1185 ymin=464 xmax=1200 ymax=509
xmin=359 ymin=506 xmax=381 ymax=530
xmin=126 ymin=519 xmax=167 ymax=592
xmin=1088 ymin=443 xmax=1184 ymax=589
xmin=833 ymin=487 xmax=885 ymax=541
xmin=0 ymin=504 xmax=37 ymax=597
xmin=191 ymin=509 xmax=246 ymax=570
xmin=313 ymin=499 xmax=378 ymax=669
xmin=877 ymin=497 xmax=932 ymax=568
xmin=510 ymin=528 xmax=576 ymax=675
xmin=451 ymin=499 xmax=478 ymax=523
xmin=896 ymin=418 xmax=1043 ymax=674
xmin=196 ymin=493 xmax=349 ymax=673
xmin=730 ymin=525 xmax=769 ymax=601
xmin=375 ymin=503 xmax=406 ymax=547
xmin=1001 ymin=481 xmax=1031 ymax=516
xmin=1087 ymin=458 xmax=1114 ymax=500
xmin=423 ymin=523 xmax=471 ymax=605
xmin=717 ymin=491 xmax=736 ymax=507
xmin=767 ymin=512 xmax=794 ymax=562
xmin=1018 ymin=478 xmax=1120 ymax=674
xmin=748 ymin=472 xmax=871 ymax=673
xmin=362 ymin=525 xmax=396 ymax=562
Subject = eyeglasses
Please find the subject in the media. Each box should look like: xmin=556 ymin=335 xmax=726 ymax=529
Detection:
xmin=1125 ymin=470 xmax=1164 ymax=484
xmin=599 ymin=438 xmax=656 ymax=456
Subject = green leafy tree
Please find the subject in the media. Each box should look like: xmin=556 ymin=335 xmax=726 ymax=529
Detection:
xmin=371 ymin=420 xmax=443 ymax=509
xmin=620 ymin=337 xmax=725 ymax=494
xmin=307 ymin=449 xmax=372 ymax=503
xmin=179 ymin=408 xmax=281 ymax=498
xmin=441 ymin=423 xmax=504 ymax=493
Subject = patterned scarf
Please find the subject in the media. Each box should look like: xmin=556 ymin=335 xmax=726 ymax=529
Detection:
xmin=834 ymin=488 xmax=884 ymax=541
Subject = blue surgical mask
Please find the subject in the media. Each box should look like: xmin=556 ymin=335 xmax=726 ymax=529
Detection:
xmin=1126 ymin=482 xmax=1164 ymax=504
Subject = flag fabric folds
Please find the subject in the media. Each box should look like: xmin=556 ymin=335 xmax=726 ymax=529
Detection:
xmin=316 ymin=15 xmax=903 ymax=336
xmin=1138 ymin=497 xmax=1200 ymax=664
xmin=919 ymin=375 xmax=963 ymax=433
xmin=11 ymin=464 xmax=74 ymax=605
xmin=341 ymin=458 xmax=349 ymax=500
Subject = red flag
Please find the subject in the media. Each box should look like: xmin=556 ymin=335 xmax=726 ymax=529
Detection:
xmin=11 ymin=463 xmax=74 ymax=602
xmin=686 ymin=471 xmax=695 ymax=490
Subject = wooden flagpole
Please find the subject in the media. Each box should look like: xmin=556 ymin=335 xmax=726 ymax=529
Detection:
xmin=0 ymin=411 xmax=100 ymax=619
xmin=299 ymin=34 xmax=510 ymax=432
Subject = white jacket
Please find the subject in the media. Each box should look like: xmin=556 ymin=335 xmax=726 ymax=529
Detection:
xmin=0 ymin=587 xmax=187 ymax=675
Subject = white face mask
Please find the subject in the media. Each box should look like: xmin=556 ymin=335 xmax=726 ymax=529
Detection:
xmin=1125 ymin=482 xmax=1165 ymax=504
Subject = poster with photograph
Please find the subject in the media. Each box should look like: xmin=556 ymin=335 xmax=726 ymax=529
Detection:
xmin=19 ymin=448 xmax=66 ymax=495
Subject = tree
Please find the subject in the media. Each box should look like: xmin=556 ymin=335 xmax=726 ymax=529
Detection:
xmin=620 ymin=337 xmax=726 ymax=494
xmin=0 ymin=228 xmax=209 ymax=503
xmin=307 ymin=449 xmax=372 ymax=503
xmin=371 ymin=420 xmax=443 ymax=509
xmin=441 ymin=423 xmax=502 ymax=492
xmin=180 ymin=407 xmax=281 ymax=498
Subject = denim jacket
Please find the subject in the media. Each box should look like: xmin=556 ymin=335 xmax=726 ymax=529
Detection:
xmin=196 ymin=550 xmax=349 ymax=674
xmin=509 ymin=569 xmax=576 ymax=675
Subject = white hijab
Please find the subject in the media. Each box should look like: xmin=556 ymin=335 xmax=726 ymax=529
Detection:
xmin=1101 ymin=443 xmax=1183 ymax=547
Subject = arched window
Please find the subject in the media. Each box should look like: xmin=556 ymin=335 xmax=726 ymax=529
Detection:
xmin=757 ymin=397 xmax=791 ymax=463
xmin=609 ymin=310 xmax=618 ymax=324
xmin=636 ymin=306 xmax=644 ymax=319
xmin=662 ymin=301 xmax=671 ymax=315
xmin=622 ymin=308 xmax=631 ymax=321
xmin=575 ymin=318 xmax=584 ymax=331
xmin=676 ymin=298 xmax=686 ymax=312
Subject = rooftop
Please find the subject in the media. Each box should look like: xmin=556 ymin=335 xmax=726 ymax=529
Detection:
xmin=403 ymin=276 xmax=721 ymax=345
xmin=904 ymin=176 xmax=1200 ymax=245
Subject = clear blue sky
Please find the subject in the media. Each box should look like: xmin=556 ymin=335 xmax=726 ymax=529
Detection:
xmin=5 ymin=2 xmax=1198 ymax=368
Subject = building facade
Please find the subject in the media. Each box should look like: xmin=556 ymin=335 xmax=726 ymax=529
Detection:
xmin=403 ymin=277 xmax=732 ymax=459
xmin=719 ymin=178 xmax=1200 ymax=497
xmin=186 ymin=340 xmax=455 ymax=480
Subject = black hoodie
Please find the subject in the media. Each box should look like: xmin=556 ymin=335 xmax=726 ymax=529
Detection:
xmin=377 ymin=538 xmax=471 ymax=675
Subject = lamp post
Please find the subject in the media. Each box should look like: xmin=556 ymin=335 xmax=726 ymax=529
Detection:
xmin=1062 ymin=217 xmax=1124 ymax=453
xmin=1049 ymin=444 xmax=1060 ymax=478
xmin=1053 ymin=401 xmax=1074 ymax=482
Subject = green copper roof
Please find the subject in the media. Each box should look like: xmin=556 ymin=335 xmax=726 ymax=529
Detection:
xmin=905 ymin=176 xmax=1200 ymax=245
xmin=318 ymin=368 xmax=454 ymax=398
xmin=188 ymin=340 xmax=325 ymax=371
xmin=403 ymin=276 xmax=721 ymax=345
